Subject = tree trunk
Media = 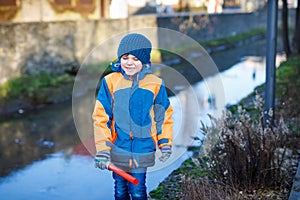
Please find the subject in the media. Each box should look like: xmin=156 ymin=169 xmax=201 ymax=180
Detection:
xmin=294 ymin=0 xmax=300 ymax=55
xmin=282 ymin=0 xmax=291 ymax=57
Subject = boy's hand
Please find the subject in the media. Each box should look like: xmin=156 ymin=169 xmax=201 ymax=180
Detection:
xmin=94 ymin=151 xmax=111 ymax=170
xmin=159 ymin=146 xmax=172 ymax=162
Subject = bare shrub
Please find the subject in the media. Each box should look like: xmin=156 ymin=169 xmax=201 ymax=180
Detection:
xmin=182 ymin=176 xmax=240 ymax=200
xmin=183 ymin=94 xmax=295 ymax=199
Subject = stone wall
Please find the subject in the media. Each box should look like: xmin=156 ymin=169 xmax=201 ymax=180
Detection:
xmin=0 ymin=9 xmax=295 ymax=84
xmin=157 ymin=12 xmax=267 ymax=42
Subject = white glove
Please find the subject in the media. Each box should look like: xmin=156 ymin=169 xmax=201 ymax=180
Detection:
xmin=159 ymin=146 xmax=172 ymax=162
xmin=94 ymin=151 xmax=111 ymax=170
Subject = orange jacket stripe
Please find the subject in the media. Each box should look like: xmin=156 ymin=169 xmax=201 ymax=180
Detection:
xmin=93 ymin=100 xmax=112 ymax=152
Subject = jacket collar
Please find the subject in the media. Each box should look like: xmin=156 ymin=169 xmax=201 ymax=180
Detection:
xmin=111 ymin=62 xmax=152 ymax=81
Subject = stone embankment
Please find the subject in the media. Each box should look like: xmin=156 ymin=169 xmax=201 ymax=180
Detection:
xmin=2 ymin=9 xmax=292 ymax=84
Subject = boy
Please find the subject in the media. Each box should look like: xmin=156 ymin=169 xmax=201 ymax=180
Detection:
xmin=93 ymin=33 xmax=173 ymax=200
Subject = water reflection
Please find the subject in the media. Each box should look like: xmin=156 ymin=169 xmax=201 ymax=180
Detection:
xmin=0 ymin=102 xmax=80 ymax=177
xmin=0 ymin=152 xmax=113 ymax=200
xmin=0 ymin=55 xmax=284 ymax=199
xmin=192 ymin=55 xmax=284 ymax=126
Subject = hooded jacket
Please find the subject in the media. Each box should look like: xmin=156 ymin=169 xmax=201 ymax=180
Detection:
xmin=92 ymin=63 xmax=173 ymax=168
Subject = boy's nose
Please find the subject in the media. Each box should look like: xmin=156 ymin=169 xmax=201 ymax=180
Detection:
xmin=127 ymin=58 xmax=133 ymax=64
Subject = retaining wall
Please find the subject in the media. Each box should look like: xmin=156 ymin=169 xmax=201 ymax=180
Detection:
xmin=0 ymin=9 xmax=295 ymax=84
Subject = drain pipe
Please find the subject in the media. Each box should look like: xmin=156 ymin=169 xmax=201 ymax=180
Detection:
xmin=264 ymin=0 xmax=278 ymax=127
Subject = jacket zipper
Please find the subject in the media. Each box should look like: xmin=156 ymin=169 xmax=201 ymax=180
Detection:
xmin=129 ymin=75 xmax=134 ymax=168
xmin=129 ymin=74 xmax=140 ymax=168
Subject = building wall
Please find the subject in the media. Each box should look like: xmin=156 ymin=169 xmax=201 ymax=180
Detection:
xmin=0 ymin=0 xmax=110 ymax=23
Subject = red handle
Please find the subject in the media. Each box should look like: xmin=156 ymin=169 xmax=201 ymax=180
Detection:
xmin=107 ymin=163 xmax=139 ymax=185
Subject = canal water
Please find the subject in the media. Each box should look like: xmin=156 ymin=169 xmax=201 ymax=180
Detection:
xmin=0 ymin=51 xmax=285 ymax=199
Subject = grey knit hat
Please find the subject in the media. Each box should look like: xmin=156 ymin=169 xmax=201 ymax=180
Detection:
xmin=117 ymin=33 xmax=152 ymax=64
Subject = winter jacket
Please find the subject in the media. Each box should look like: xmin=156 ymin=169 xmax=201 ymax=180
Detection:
xmin=92 ymin=64 xmax=173 ymax=168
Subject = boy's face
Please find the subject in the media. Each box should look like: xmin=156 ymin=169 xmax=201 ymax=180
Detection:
xmin=120 ymin=54 xmax=143 ymax=76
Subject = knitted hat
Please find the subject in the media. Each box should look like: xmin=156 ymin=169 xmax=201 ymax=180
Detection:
xmin=117 ymin=33 xmax=152 ymax=64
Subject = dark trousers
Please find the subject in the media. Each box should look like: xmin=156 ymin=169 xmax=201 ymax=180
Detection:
xmin=113 ymin=167 xmax=147 ymax=200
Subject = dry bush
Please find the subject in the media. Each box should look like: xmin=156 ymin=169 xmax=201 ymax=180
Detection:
xmin=183 ymin=94 xmax=295 ymax=199
xmin=181 ymin=176 xmax=240 ymax=200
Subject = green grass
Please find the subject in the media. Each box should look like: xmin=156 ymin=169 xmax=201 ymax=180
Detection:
xmin=201 ymin=28 xmax=266 ymax=47
xmin=149 ymin=157 xmax=210 ymax=198
xmin=0 ymin=73 xmax=74 ymax=101
xmin=276 ymin=55 xmax=300 ymax=97
xmin=149 ymin=185 xmax=164 ymax=199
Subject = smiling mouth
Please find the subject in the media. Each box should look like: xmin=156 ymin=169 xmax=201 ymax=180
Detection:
xmin=124 ymin=67 xmax=135 ymax=70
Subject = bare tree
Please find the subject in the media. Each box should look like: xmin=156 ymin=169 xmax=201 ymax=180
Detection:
xmin=294 ymin=0 xmax=300 ymax=55
xmin=282 ymin=0 xmax=291 ymax=57
xmin=281 ymin=0 xmax=300 ymax=56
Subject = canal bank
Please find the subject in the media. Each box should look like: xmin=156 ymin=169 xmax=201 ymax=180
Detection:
xmin=149 ymin=55 xmax=300 ymax=200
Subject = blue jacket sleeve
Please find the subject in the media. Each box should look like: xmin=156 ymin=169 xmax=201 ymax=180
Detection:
xmin=153 ymin=80 xmax=173 ymax=148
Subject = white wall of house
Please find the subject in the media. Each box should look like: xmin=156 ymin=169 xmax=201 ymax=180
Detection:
xmin=110 ymin=0 xmax=128 ymax=18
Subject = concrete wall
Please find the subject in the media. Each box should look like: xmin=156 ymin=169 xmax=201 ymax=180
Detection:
xmin=0 ymin=9 xmax=296 ymax=84
xmin=157 ymin=11 xmax=267 ymax=42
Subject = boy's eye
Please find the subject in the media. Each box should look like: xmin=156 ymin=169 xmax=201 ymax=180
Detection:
xmin=121 ymin=55 xmax=139 ymax=61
